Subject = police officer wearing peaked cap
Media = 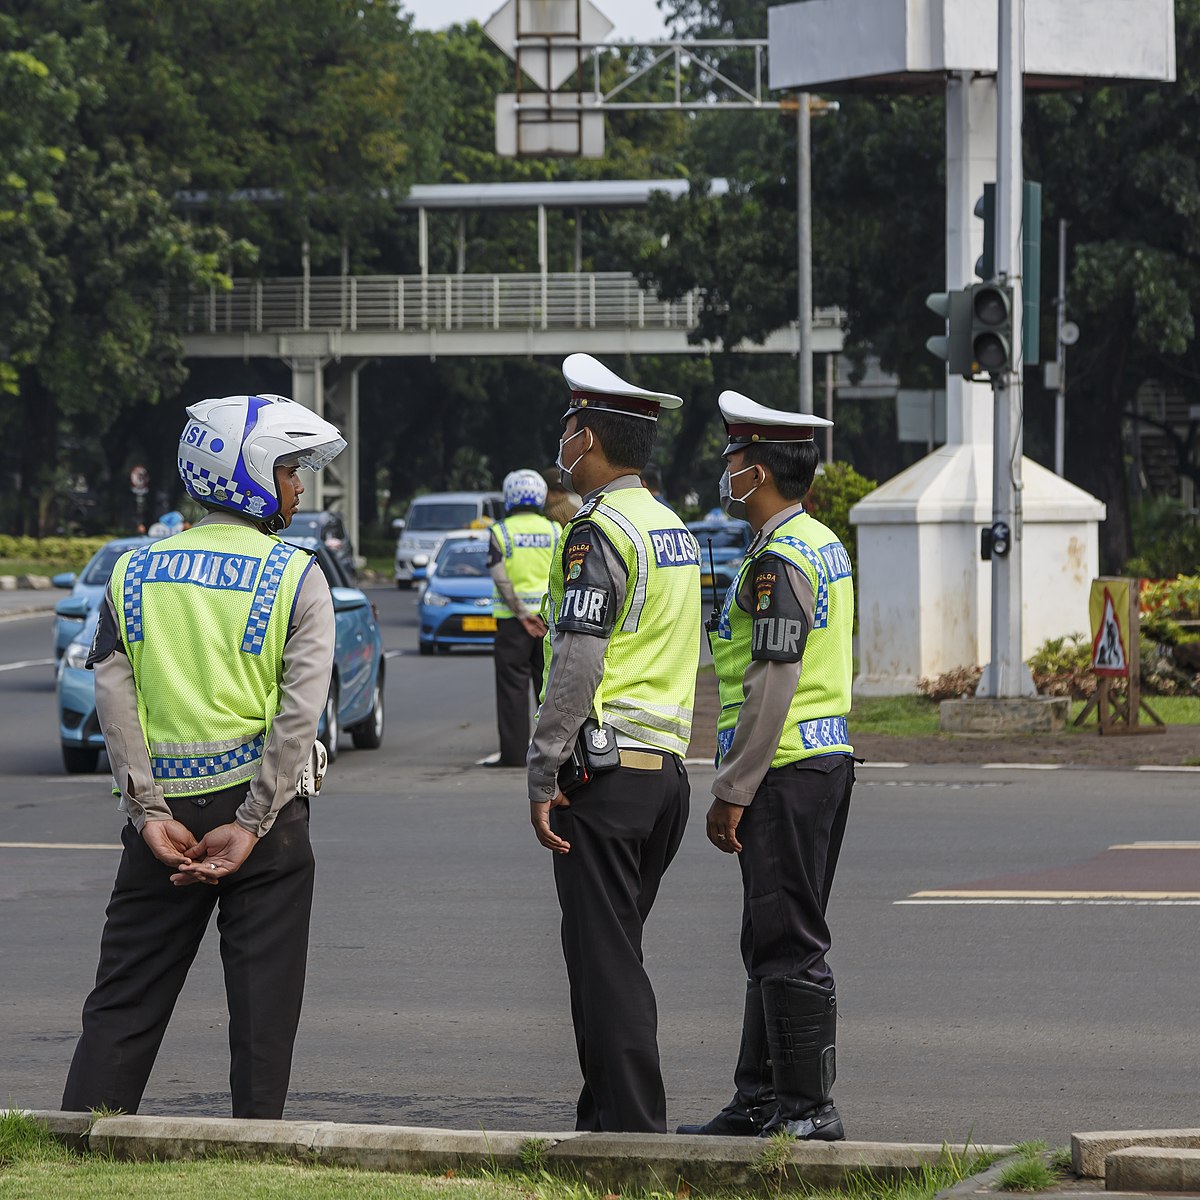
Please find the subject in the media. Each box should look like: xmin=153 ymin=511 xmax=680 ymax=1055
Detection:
xmin=676 ymin=391 xmax=855 ymax=1142
xmin=528 ymin=354 xmax=702 ymax=1133
xmin=63 ymin=394 xmax=344 ymax=1120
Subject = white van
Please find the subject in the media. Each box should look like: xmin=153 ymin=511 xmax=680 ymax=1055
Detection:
xmin=393 ymin=491 xmax=504 ymax=587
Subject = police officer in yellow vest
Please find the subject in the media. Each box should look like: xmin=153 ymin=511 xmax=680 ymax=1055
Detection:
xmin=487 ymin=470 xmax=562 ymax=766
xmin=62 ymin=394 xmax=345 ymax=1120
xmin=676 ymin=390 xmax=854 ymax=1142
xmin=528 ymin=354 xmax=702 ymax=1133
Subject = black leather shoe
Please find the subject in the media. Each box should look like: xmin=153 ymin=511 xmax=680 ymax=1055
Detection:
xmin=677 ymin=1104 xmax=775 ymax=1136
xmin=760 ymin=1102 xmax=844 ymax=1141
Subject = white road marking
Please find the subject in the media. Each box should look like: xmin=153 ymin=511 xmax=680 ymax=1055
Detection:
xmin=0 ymin=657 xmax=55 ymax=673
xmin=857 ymin=761 xmax=909 ymax=769
xmin=0 ymin=842 xmax=120 ymax=851
xmin=896 ymin=898 xmax=1200 ymax=906
xmin=1108 ymin=841 xmax=1200 ymax=850
xmin=1135 ymin=765 xmax=1200 ymax=773
xmin=981 ymin=762 xmax=1063 ymax=770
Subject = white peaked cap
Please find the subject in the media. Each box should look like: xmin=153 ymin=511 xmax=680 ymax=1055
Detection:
xmin=719 ymin=389 xmax=832 ymax=454
xmin=562 ymin=353 xmax=683 ymax=421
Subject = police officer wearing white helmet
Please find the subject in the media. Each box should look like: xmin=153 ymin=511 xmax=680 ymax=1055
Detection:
xmin=62 ymin=394 xmax=345 ymax=1120
xmin=487 ymin=469 xmax=562 ymax=766
xmin=676 ymin=391 xmax=854 ymax=1143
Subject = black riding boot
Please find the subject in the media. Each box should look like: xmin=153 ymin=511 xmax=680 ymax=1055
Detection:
xmin=677 ymin=979 xmax=777 ymax=1136
xmin=758 ymin=976 xmax=844 ymax=1141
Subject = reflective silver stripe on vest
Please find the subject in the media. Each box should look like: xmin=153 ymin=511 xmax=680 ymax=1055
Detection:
xmin=594 ymin=502 xmax=648 ymax=633
xmin=150 ymin=733 xmax=266 ymax=791
xmin=241 ymin=542 xmax=298 ymax=655
xmin=120 ymin=545 xmax=157 ymax=644
xmin=604 ymin=712 xmax=685 ymax=753
xmin=497 ymin=523 xmax=514 ymax=557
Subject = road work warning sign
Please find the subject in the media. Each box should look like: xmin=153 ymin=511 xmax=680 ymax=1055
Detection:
xmin=1089 ymin=579 xmax=1130 ymax=677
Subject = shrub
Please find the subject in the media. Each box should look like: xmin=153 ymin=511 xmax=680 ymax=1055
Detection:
xmin=1124 ymin=498 xmax=1200 ymax=579
xmin=0 ymin=535 xmax=109 ymax=570
xmin=804 ymin=461 xmax=876 ymax=583
xmin=1028 ymin=633 xmax=1097 ymax=698
xmin=918 ymin=665 xmax=982 ymax=701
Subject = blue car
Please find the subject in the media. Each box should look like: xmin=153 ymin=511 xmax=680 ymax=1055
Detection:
xmin=51 ymin=536 xmax=161 ymax=665
xmin=417 ymin=532 xmax=496 ymax=655
xmin=687 ymin=512 xmax=753 ymax=604
xmin=55 ymin=537 xmax=386 ymax=774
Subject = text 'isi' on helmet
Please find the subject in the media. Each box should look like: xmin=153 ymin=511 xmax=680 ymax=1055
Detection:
xmin=503 ymin=469 xmax=548 ymax=511
xmin=177 ymin=395 xmax=346 ymax=525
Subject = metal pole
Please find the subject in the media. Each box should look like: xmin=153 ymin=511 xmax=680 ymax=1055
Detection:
xmin=824 ymin=352 xmax=834 ymax=462
xmin=979 ymin=0 xmax=1035 ymax=699
xmin=1054 ymin=218 xmax=1067 ymax=476
xmin=797 ymin=94 xmax=813 ymax=413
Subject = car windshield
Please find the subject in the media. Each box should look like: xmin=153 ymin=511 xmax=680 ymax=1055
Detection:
xmin=435 ymin=541 xmax=488 ymax=578
xmin=81 ymin=544 xmax=137 ymax=586
xmin=689 ymin=525 xmax=749 ymax=551
xmin=288 ymin=514 xmax=323 ymax=536
xmin=408 ymin=502 xmax=479 ymax=531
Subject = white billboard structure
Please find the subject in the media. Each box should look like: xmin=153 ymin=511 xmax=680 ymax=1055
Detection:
xmin=769 ymin=0 xmax=1175 ymax=694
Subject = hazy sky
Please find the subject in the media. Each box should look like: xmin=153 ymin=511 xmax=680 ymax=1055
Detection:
xmin=402 ymin=0 xmax=671 ymax=41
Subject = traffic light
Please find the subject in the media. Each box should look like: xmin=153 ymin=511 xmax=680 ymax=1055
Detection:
xmin=975 ymin=180 xmax=1042 ymax=365
xmin=924 ymin=288 xmax=973 ymax=376
xmin=974 ymin=183 xmax=996 ymax=281
xmin=969 ymin=282 xmax=1013 ymax=374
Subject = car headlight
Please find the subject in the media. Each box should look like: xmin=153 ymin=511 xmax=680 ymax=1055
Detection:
xmin=423 ymin=591 xmax=451 ymax=607
xmin=63 ymin=641 xmax=90 ymax=670
xmin=475 ymin=597 xmax=493 ymax=608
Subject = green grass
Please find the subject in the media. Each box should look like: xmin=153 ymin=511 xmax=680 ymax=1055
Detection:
xmin=0 ymin=1113 xmax=1003 ymax=1200
xmin=994 ymin=1141 xmax=1072 ymax=1193
xmin=0 ymin=557 xmax=76 ymax=578
xmin=847 ymin=693 xmax=1200 ymax=737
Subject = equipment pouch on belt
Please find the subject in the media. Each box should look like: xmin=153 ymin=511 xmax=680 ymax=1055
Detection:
xmin=557 ymin=717 xmax=620 ymax=795
xmin=297 ymin=739 xmax=328 ymax=798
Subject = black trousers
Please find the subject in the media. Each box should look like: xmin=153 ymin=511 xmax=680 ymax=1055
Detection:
xmin=493 ymin=616 xmax=544 ymax=765
xmin=550 ymin=755 xmax=689 ymax=1132
xmin=62 ymin=786 xmax=315 ymax=1119
xmin=737 ymin=755 xmax=854 ymax=987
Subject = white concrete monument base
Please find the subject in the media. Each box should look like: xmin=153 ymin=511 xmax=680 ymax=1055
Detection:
xmin=851 ymin=445 xmax=1104 ymax=695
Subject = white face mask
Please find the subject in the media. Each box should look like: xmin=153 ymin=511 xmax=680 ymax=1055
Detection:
xmin=556 ymin=427 xmax=591 ymax=493
xmin=719 ymin=464 xmax=761 ymax=520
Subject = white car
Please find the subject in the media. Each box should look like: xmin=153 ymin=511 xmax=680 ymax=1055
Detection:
xmin=393 ymin=490 xmax=503 ymax=588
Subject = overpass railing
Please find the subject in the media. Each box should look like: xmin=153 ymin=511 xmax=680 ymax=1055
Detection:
xmin=166 ymin=272 xmax=845 ymax=337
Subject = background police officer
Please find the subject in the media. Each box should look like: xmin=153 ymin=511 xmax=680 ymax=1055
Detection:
xmin=487 ymin=469 xmax=561 ymax=766
xmin=527 ymin=353 xmax=701 ymax=1133
xmin=62 ymin=394 xmax=345 ymax=1120
xmin=677 ymin=390 xmax=854 ymax=1142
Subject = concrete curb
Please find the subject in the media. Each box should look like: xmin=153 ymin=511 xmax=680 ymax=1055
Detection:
xmin=1106 ymin=1146 xmax=1200 ymax=1193
xmin=1072 ymin=1128 xmax=1200 ymax=1178
xmin=28 ymin=1112 xmax=1011 ymax=1194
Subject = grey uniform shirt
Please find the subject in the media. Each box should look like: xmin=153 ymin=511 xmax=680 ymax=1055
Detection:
xmin=525 ymin=474 xmax=639 ymax=803
xmin=91 ymin=511 xmax=336 ymax=837
xmin=711 ymin=503 xmax=817 ymax=808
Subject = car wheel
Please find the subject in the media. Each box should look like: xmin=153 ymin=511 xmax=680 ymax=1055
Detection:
xmin=351 ymin=666 xmax=385 ymax=750
xmin=418 ymin=641 xmax=433 ymax=656
xmin=62 ymin=745 xmax=100 ymax=774
xmin=319 ymin=680 xmax=340 ymax=763
xmin=396 ymin=579 xmax=412 ymax=590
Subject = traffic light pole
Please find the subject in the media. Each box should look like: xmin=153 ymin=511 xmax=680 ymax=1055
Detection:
xmin=978 ymin=0 xmax=1036 ymax=699
xmin=797 ymin=94 xmax=813 ymax=416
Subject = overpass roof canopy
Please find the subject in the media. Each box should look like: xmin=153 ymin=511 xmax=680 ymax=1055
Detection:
xmin=176 ymin=178 xmax=730 ymax=211
xmin=768 ymin=0 xmax=1176 ymax=95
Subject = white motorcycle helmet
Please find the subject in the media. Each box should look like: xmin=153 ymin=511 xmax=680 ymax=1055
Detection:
xmin=178 ymin=394 xmax=346 ymax=531
xmin=503 ymin=468 xmax=548 ymax=512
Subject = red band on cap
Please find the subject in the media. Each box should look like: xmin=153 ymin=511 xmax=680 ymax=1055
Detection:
xmin=725 ymin=422 xmax=815 ymax=442
xmin=569 ymin=390 xmax=661 ymax=418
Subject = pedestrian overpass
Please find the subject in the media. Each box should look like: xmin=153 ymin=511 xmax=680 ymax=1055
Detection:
xmin=172 ymin=180 xmax=846 ymax=551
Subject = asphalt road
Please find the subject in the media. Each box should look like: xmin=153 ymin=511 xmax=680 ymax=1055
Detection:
xmin=1 ymin=587 xmax=1197 ymax=1145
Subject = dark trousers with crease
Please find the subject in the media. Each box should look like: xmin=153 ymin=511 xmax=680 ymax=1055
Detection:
xmin=62 ymin=784 xmax=315 ymax=1119
xmin=737 ymin=755 xmax=854 ymax=988
xmin=550 ymin=756 xmax=689 ymax=1132
xmin=493 ymin=617 xmax=545 ymax=765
